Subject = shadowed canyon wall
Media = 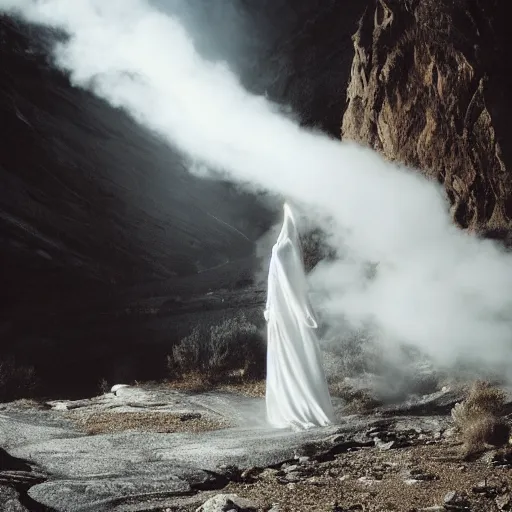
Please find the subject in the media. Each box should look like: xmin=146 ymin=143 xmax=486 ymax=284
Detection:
xmin=0 ymin=1 xmax=365 ymax=396
xmin=342 ymin=0 xmax=512 ymax=238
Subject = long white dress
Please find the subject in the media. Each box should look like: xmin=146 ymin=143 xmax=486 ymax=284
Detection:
xmin=265 ymin=203 xmax=335 ymax=429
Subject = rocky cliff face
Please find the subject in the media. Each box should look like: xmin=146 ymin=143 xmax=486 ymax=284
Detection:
xmin=342 ymin=0 xmax=512 ymax=236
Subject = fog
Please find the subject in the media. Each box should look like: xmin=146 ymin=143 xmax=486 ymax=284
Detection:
xmin=3 ymin=0 xmax=512 ymax=387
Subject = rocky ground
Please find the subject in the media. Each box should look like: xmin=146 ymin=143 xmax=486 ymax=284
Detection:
xmin=0 ymin=384 xmax=511 ymax=512
xmin=223 ymin=435 xmax=512 ymax=512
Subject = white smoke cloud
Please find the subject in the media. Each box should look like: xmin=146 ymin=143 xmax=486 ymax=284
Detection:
xmin=3 ymin=0 xmax=512 ymax=373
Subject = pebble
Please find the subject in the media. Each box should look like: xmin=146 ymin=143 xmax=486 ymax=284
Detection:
xmin=259 ymin=468 xmax=278 ymax=481
xmin=496 ymin=495 xmax=512 ymax=511
xmin=283 ymin=464 xmax=299 ymax=474
xmin=180 ymin=412 xmax=202 ymax=421
xmin=195 ymin=494 xmax=258 ymax=512
xmin=240 ymin=467 xmax=258 ymax=481
xmin=472 ymin=480 xmax=496 ymax=495
xmin=443 ymin=491 xmax=470 ymax=510
xmin=444 ymin=491 xmax=458 ymax=503
xmin=408 ymin=469 xmax=438 ymax=481
xmin=283 ymin=473 xmax=300 ymax=483
xmin=306 ymin=476 xmax=326 ymax=486
xmin=357 ymin=476 xmax=379 ymax=485
xmin=374 ymin=439 xmax=395 ymax=451
xmin=443 ymin=428 xmax=457 ymax=438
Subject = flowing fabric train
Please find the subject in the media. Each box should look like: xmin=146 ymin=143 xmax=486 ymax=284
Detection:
xmin=265 ymin=203 xmax=335 ymax=429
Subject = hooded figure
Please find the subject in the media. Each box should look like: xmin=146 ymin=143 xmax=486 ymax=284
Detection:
xmin=264 ymin=203 xmax=335 ymax=429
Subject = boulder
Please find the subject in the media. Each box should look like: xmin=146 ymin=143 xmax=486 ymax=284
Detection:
xmin=111 ymin=384 xmax=130 ymax=394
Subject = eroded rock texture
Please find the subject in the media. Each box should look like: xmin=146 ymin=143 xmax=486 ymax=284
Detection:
xmin=342 ymin=0 xmax=512 ymax=234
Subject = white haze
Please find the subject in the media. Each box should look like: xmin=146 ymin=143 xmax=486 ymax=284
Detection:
xmin=3 ymin=0 xmax=512 ymax=375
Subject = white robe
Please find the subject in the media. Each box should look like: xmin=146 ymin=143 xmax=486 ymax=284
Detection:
xmin=265 ymin=204 xmax=335 ymax=429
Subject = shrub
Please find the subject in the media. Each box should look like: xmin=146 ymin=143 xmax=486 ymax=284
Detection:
xmin=98 ymin=377 xmax=110 ymax=395
xmin=329 ymin=381 xmax=381 ymax=414
xmin=0 ymin=357 xmax=38 ymax=403
xmin=451 ymin=381 xmax=510 ymax=457
xmin=169 ymin=312 xmax=266 ymax=384
xmin=452 ymin=381 xmax=506 ymax=423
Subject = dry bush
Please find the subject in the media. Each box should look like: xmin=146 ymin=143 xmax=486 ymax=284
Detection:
xmin=167 ymin=370 xmax=266 ymax=397
xmin=451 ymin=381 xmax=510 ymax=457
xmin=0 ymin=357 xmax=38 ymax=403
xmin=330 ymin=381 xmax=381 ymax=414
xmin=168 ymin=312 xmax=266 ymax=385
xmin=451 ymin=381 xmax=506 ymax=425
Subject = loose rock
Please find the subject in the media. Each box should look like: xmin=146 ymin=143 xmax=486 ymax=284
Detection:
xmin=195 ymin=494 xmax=258 ymax=512
xmin=259 ymin=469 xmax=279 ymax=481
xmin=496 ymin=495 xmax=512 ymax=511
xmin=443 ymin=491 xmax=470 ymax=510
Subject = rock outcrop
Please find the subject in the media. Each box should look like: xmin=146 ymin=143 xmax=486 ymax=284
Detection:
xmin=342 ymin=0 xmax=512 ymax=235
xmin=0 ymin=385 xmax=465 ymax=511
xmin=0 ymin=386 xmax=345 ymax=511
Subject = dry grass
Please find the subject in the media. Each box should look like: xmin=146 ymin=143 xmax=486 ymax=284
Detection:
xmin=451 ymin=381 xmax=510 ymax=457
xmin=166 ymin=372 xmax=213 ymax=393
xmin=452 ymin=381 xmax=507 ymax=421
xmin=167 ymin=372 xmax=266 ymax=398
xmin=2 ymin=398 xmax=46 ymax=410
xmin=71 ymin=411 xmax=229 ymax=435
xmin=218 ymin=379 xmax=266 ymax=398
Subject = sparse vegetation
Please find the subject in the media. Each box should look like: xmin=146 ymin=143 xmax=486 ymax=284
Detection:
xmin=70 ymin=411 xmax=228 ymax=435
xmin=300 ymin=228 xmax=336 ymax=273
xmin=98 ymin=377 xmax=110 ymax=395
xmin=219 ymin=378 xmax=266 ymax=398
xmin=168 ymin=312 xmax=266 ymax=386
xmin=0 ymin=357 xmax=38 ymax=403
xmin=451 ymin=381 xmax=510 ymax=458
xmin=329 ymin=380 xmax=381 ymax=414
